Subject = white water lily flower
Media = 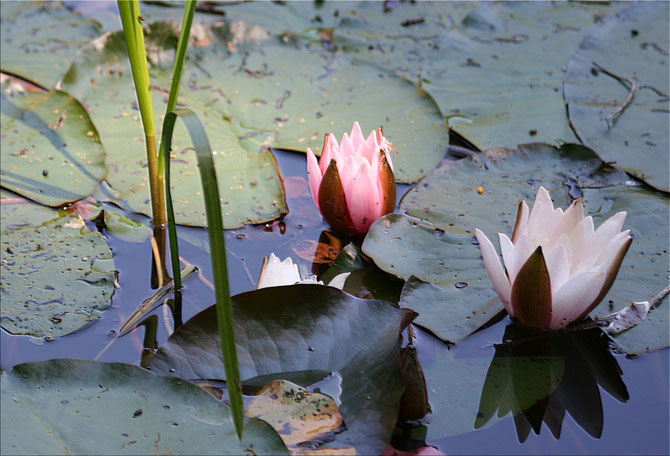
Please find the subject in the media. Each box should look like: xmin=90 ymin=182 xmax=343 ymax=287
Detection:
xmin=256 ymin=253 xmax=349 ymax=290
xmin=475 ymin=186 xmax=632 ymax=329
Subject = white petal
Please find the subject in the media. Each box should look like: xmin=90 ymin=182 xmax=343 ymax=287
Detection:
xmin=592 ymin=230 xmax=631 ymax=269
xmin=544 ymin=244 xmax=570 ymax=292
xmin=476 ymin=229 xmax=512 ymax=313
xmin=549 ymin=271 xmax=606 ymax=329
xmin=511 ymin=200 xmax=529 ymax=243
xmin=547 ymin=198 xmax=584 ymax=246
xmin=500 ymin=233 xmax=534 ymax=285
xmin=257 ymin=253 xmax=301 ymax=289
xmin=327 ymin=272 xmax=350 ymax=290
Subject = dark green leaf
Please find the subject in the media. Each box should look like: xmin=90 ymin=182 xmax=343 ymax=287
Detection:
xmin=148 ymin=285 xmax=404 ymax=455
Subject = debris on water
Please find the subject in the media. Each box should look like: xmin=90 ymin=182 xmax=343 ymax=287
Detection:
xmin=132 ymin=409 xmax=142 ymax=418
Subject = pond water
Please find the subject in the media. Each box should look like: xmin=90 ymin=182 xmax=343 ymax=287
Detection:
xmin=2 ymin=149 xmax=668 ymax=455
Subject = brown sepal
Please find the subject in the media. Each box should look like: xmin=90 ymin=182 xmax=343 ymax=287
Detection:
xmin=318 ymin=159 xmax=358 ymax=235
xmin=511 ymin=246 xmax=553 ymax=329
xmin=378 ymin=149 xmax=397 ymax=216
xmin=399 ymin=345 xmax=431 ymax=421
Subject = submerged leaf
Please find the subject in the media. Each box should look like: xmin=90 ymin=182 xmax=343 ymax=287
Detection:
xmin=245 ymin=380 xmax=348 ymax=453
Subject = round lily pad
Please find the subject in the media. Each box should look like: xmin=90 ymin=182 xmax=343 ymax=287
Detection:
xmin=0 ymin=2 xmax=102 ymax=88
xmin=58 ymin=22 xmax=287 ymax=228
xmin=1 ymin=87 xmax=106 ymax=207
xmin=564 ymin=2 xmax=670 ymax=193
xmin=1 ymin=359 xmax=288 ymax=455
xmin=334 ymin=2 xmax=616 ymax=150
xmin=1 ymin=212 xmax=115 ymax=339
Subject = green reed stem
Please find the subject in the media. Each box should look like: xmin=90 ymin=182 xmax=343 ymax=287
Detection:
xmin=117 ymin=0 xmax=166 ymax=226
xmin=161 ymin=108 xmax=244 ymax=439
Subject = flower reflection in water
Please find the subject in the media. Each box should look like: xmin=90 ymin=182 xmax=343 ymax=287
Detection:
xmin=475 ymin=325 xmax=629 ymax=442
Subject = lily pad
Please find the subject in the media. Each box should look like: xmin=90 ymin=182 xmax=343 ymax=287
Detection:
xmin=583 ymin=185 xmax=670 ymax=354
xmin=362 ymin=214 xmax=500 ymax=342
xmin=0 ymin=189 xmax=59 ymax=232
xmin=0 ymin=359 xmax=288 ymax=455
xmin=58 ymin=23 xmax=287 ymax=228
xmin=0 ymin=87 xmax=106 ymax=207
xmin=335 ymin=2 xmax=615 ymax=150
xmin=148 ymin=285 xmax=404 ymax=455
xmin=0 ymin=212 xmax=115 ymax=339
xmin=182 ymin=29 xmax=448 ymax=184
xmin=0 ymin=1 xmax=102 ymax=87
xmin=364 ymin=143 xmax=669 ymax=353
xmin=564 ymin=2 xmax=670 ymax=192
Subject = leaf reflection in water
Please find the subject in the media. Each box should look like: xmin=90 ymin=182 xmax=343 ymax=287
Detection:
xmin=475 ymin=325 xmax=628 ymax=442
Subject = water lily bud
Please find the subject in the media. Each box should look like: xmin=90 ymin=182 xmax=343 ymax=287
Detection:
xmin=475 ymin=186 xmax=632 ymax=330
xmin=306 ymin=122 xmax=396 ymax=235
xmin=256 ymin=253 xmax=349 ymax=289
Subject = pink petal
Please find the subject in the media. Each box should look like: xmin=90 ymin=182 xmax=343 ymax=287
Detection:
xmin=476 ymin=229 xmax=512 ymax=312
xmin=549 ymin=271 xmax=605 ymax=329
xmin=320 ymin=134 xmax=338 ymax=175
xmin=306 ymin=148 xmax=322 ymax=211
xmin=350 ymin=121 xmax=366 ymax=149
xmin=346 ymin=160 xmax=380 ymax=233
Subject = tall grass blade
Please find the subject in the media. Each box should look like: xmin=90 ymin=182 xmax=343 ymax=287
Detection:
xmin=161 ymin=108 xmax=244 ymax=439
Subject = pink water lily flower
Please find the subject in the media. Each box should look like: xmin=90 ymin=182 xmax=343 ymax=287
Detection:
xmin=475 ymin=187 xmax=632 ymax=330
xmin=307 ymin=122 xmax=396 ymax=235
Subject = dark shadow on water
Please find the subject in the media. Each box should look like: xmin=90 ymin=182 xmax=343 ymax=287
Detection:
xmin=475 ymin=324 xmax=628 ymax=442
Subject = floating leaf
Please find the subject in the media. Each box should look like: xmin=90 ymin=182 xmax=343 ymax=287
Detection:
xmin=0 ymin=87 xmax=106 ymax=207
xmin=334 ymin=2 xmax=615 ymax=150
xmin=0 ymin=2 xmax=102 ymax=87
xmin=1 ymin=212 xmax=115 ymax=339
xmin=58 ymin=23 xmax=287 ymax=228
xmin=564 ymin=2 xmax=670 ymax=192
xmin=182 ymin=29 xmax=448 ymax=184
xmin=0 ymin=359 xmax=288 ymax=455
xmin=148 ymin=285 xmax=404 ymax=455
xmin=0 ymin=189 xmax=58 ymax=232
xmin=245 ymin=380 xmax=347 ymax=454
